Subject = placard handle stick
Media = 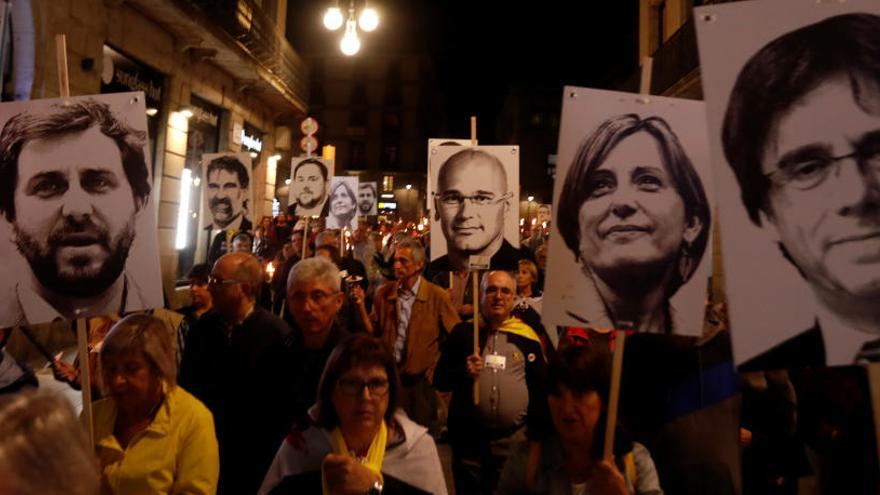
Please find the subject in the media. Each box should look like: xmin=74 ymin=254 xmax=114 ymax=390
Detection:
xmin=472 ymin=270 xmax=480 ymax=405
xmin=0 ymin=2 xmax=10 ymax=86
xmin=470 ymin=116 xmax=477 ymax=146
xmin=302 ymin=217 xmax=309 ymax=259
xmin=866 ymin=363 xmax=880 ymax=471
xmin=55 ymin=34 xmax=70 ymax=98
xmin=76 ymin=317 xmax=94 ymax=451
xmin=639 ymin=56 xmax=654 ymax=96
xmin=602 ymin=330 xmax=626 ymax=461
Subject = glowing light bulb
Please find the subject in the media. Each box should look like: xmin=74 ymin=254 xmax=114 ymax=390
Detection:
xmin=358 ymin=8 xmax=379 ymax=32
xmin=340 ymin=20 xmax=360 ymax=56
xmin=323 ymin=7 xmax=343 ymax=30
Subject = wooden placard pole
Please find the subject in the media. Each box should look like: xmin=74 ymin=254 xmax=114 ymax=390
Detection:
xmin=639 ymin=56 xmax=654 ymax=96
xmin=600 ymin=57 xmax=653 ymax=461
xmin=302 ymin=217 xmax=309 ymax=259
xmin=55 ymin=34 xmax=70 ymax=99
xmin=866 ymin=364 xmax=880 ymax=471
xmin=57 ymin=33 xmax=93 ymax=449
xmin=602 ymin=331 xmax=626 ymax=461
xmin=76 ymin=317 xmax=94 ymax=451
xmin=472 ymin=271 xmax=480 ymax=405
xmin=470 ymin=115 xmax=481 ymax=405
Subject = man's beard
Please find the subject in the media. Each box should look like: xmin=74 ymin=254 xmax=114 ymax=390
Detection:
xmin=210 ymin=197 xmax=240 ymax=226
xmin=359 ymin=201 xmax=373 ymax=213
xmin=14 ymin=216 xmax=137 ymax=298
xmin=298 ymin=190 xmax=322 ymax=209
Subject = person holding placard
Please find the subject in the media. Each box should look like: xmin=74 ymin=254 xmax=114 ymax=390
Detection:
xmin=93 ymin=314 xmax=219 ymax=495
xmin=556 ymin=114 xmax=710 ymax=333
xmin=720 ymin=13 xmax=880 ymax=368
xmin=497 ymin=344 xmax=662 ymax=495
xmin=434 ymin=270 xmax=551 ymax=495
xmin=0 ymin=99 xmax=155 ymax=326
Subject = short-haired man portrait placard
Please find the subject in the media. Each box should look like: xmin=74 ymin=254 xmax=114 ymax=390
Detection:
xmin=542 ymin=87 xmax=713 ymax=335
xmin=288 ymin=156 xmax=334 ymax=218
xmin=429 ymin=146 xmax=520 ymax=273
xmin=0 ymin=92 xmax=163 ymax=327
xmin=357 ymin=181 xmax=378 ymax=216
xmin=696 ymin=1 xmax=880 ymax=368
xmin=198 ymin=152 xmax=253 ymax=265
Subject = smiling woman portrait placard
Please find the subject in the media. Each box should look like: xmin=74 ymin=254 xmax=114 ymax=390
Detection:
xmin=542 ymin=87 xmax=714 ymax=336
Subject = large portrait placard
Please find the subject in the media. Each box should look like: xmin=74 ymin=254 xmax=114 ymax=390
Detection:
xmin=428 ymin=145 xmax=520 ymax=273
xmin=326 ymin=176 xmax=360 ymax=230
xmin=542 ymin=87 xmax=713 ymax=336
xmin=0 ymin=92 xmax=163 ymax=328
xmin=197 ymin=152 xmax=254 ymax=266
xmin=288 ymin=156 xmax=334 ymax=218
xmin=358 ymin=181 xmax=378 ymax=216
xmin=695 ymin=0 xmax=880 ymax=368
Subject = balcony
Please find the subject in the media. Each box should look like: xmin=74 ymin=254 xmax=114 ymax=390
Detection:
xmin=128 ymin=0 xmax=309 ymax=118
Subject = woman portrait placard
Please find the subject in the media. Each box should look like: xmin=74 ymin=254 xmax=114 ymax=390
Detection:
xmin=542 ymin=87 xmax=714 ymax=335
xmin=325 ymin=176 xmax=359 ymax=230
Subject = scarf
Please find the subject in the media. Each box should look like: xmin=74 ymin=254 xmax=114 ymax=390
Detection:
xmin=322 ymin=421 xmax=387 ymax=494
xmin=495 ymin=317 xmax=541 ymax=343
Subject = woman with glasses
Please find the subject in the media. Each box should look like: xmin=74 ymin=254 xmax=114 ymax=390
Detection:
xmin=260 ymin=334 xmax=447 ymax=494
xmin=92 ymin=314 xmax=219 ymax=494
xmin=555 ymin=114 xmax=711 ymax=334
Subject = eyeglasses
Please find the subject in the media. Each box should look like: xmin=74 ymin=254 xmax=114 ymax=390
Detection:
xmin=289 ymin=290 xmax=338 ymax=305
xmin=765 ymin=144 xmax=880 ymax=191
xmin=436 ymin=191 xmax=512 ymax=208
xmin=338 ymin=378 xmax=389 ymax=396
xmin=208 ymin=276 xmax=241 ymax=287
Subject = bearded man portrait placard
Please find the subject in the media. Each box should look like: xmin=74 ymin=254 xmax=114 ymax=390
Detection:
xmin=0 ymin=92 xmax=163 ymax=327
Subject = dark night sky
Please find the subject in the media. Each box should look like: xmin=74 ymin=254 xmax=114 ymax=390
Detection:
xmin=286 ymin=0 xmax=639 ymax=140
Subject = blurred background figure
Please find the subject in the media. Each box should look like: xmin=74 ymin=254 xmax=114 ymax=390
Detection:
xmin=498 ymin=344 xmax=662 ymax=495
xmin=0 ymin=391 xmax=99 ymax=495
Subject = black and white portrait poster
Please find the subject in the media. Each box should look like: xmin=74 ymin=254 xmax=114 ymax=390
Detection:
xmin=197 ymin=152 xmax=254 ymax=266
xmin=358 ymin=181 xmax=378 ymax=216
xmin=426 ymin=138 xmax=476 ymax=210
xmin=326 ymin=176 xmax=359 ymax=230
xmin=696 ymin=0 xmax=880 ymax=368
xmin=288 ymin=156 xmax=334 ymax=218
xmin=428 ymin=145 xmax=520 ymax=273
xmin=0 ymin=92 xmax=163 ymax=328
xmin=542 ymin=87 xmax=713 ymax=336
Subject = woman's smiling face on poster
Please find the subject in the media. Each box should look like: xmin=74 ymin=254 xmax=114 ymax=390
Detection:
xmin=577 ymin=131 xmax=700 ymax=276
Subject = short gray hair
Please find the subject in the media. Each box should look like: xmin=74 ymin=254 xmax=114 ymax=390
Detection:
xmin=288 ymin=256 xmax=341 ymax=293
xmin=101 ymin=314 xmax=177 ymax=387
xmin=480 ymin=270 xmax=516 ymax=295
xmin=396 ymin=238 xmax=425 ymax=265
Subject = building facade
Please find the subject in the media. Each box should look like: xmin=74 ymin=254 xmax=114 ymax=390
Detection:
xmin=2 ymin=0 xmax=309 ymax=305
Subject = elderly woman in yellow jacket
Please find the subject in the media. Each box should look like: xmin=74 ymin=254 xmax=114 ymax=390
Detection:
xmin=91 ymin=314 xmax=219 ymax=494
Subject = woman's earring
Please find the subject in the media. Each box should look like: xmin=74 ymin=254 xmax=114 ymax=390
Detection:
xmin=678 ymin=241 xmax=694 ymax=280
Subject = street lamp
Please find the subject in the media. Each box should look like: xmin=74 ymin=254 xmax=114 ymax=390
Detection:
xmin=323 ymin=1 xmax=380 ymax=56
